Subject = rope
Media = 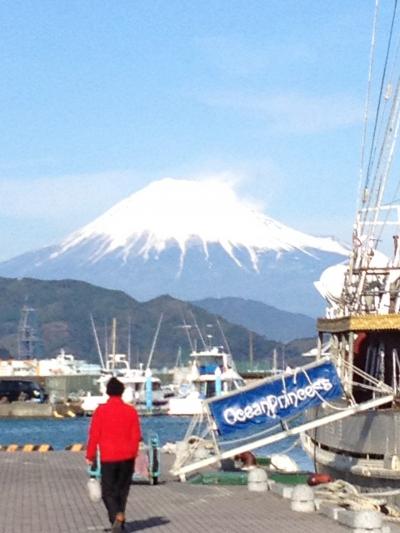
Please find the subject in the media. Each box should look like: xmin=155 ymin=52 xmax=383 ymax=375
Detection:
xmin=315 ymin=480 xmax=400 ymax=521
xmin=172 ymin=409 xmax=222 ymax=471
xmin=331 ymin=353 xmax=394 ymax=394
xmin=171 ymin=433 xmax=216 ymax=472
xmin=183 ymin=412 xmax=203 ymax=441
xmin=300 ymin=367 xmax=348 ymax=411
xmin=300 ymin=359 xmax=394 ymax=414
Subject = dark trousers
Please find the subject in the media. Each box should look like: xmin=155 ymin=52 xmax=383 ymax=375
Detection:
xmin=101 ymin=459 xmax=135 ymax=524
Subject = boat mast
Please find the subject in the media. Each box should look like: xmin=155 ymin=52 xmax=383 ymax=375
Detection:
xmin=111 ymin=318 xmax=117 ymax=370
xmin=217 ymin=319 xmax=232 ymax=355
xmin=179 ymin=310 xmax=195 ymax=351
xmin=192 ymin=313 xmax=207 ymax=350
xmin=341 ymin=2 xmax=400 ymax=317
xmin=127 ymin=315 xmax=132 ymax=368
xmin=90 ymin=314 xmax=105 ymax=369
xmin=145 ymin=313 xmax=163 ymax=370
xmin=317 ymin=2 xmax=400 ymax=397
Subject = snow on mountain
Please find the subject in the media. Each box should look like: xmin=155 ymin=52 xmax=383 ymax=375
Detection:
xmin=53 ymin=178 xmax=347 ymax=269
xmin=0 ymin=177 xmax=349 ymax=315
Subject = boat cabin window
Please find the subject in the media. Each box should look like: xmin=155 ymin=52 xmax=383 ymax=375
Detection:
xmin=199 ymin=363 xmax=221 ymax=375
xmin=200 ymin=380 xmax=216 ymax=399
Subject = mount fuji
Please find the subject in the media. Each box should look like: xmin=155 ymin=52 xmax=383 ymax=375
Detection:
xmin=0 ymin=178 xmax=349 ymax=315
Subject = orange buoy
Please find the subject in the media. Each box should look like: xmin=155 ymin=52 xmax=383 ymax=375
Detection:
xmin=307 ymin=473 xmax=333 ymax=486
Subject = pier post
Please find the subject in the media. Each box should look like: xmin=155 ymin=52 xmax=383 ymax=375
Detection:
xmin=145 ymin=368 xmax=153 ymax=410
xmin=347 ymin=331 xmax=354 ymax=395
xmin=215 ymin=367 xmax=222 ymax=396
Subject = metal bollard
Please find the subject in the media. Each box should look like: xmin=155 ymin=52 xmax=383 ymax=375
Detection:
xmin=337 ymin=509 xmax=383 ymax=531
xmin=248 ymin=467 xmax=268 ymax=492
xmin=145 ymin=368 xmax=153 ymax=410
xmin=290 ymin=484 xmax=315 ymax=512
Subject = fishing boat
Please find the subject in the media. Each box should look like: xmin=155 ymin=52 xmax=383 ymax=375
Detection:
xmin=81 ymin=316 xmax=167 ymax=414
xmin=167 ymin=345 xmax=245 ymax=415
xmin=0 ymin=349 xmax=101 ymax=377
xmin=0 ymin=359 xmax=37 ymax=377
xmin=1 ymin=306 xmax=101 ymax=378
xmin=98 ymin=354 xmax=165 ymax=404
xmin=81 ymin=358 xmax=167 ymax=414
xmin=301 ymin=2 xmax=400 ymax=501
xmin=37 ymin=349 xmax=101 ymax=376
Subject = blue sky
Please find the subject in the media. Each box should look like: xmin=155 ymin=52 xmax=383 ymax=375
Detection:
xmin=0 ymin=1 xmax=391 ymax=261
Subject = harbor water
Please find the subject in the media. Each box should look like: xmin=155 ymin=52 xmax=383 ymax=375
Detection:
xmin=0 ymin=416 xmax=314 ymax=471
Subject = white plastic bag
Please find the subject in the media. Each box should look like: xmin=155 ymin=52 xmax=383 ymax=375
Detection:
xmin=87 ymin=477 xmax=102 ymax=503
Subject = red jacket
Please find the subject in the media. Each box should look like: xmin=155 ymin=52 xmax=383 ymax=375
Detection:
xmin=86 ymin=396 xmax=142 ymax=463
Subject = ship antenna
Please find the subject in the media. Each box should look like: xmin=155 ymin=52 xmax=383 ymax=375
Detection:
xmin=17 ymin=304 xmax=42 ymax=359
xmin=180 ymin=310 xmax=194 ymax=351
xmin=189 ymin=311 xmax=207 ymax=350
xmin=216 ymin=319 xmax=232 ymax=355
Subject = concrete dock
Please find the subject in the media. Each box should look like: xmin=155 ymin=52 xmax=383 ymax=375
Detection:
xmin=0 ymin=451 xmax=400 ymax=533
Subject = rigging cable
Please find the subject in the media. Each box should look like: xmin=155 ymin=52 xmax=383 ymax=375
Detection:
xmin=361 ymin=0 xmax=398 ymax=231
xmin=351 ymin=0 xmax=399 ymax=310
xmin=371 ymin=73 xmax=400 ymax=253
xmin=358 ymin=0 xmax=380 ymax=213
xmin=374 ymin=29 xmax=400 ymax=249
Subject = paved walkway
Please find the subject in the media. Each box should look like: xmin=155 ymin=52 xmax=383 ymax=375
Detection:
xmin=0 ymin=451 xmax=399 ymax=533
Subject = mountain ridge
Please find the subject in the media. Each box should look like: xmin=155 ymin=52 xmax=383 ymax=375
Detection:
xmin=0 ymin=276 xmax=294 ymax=368
xmin=192 ymin=297 xmax=316 ymax=342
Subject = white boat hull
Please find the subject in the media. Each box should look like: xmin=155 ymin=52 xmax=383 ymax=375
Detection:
xmin=167 ymin=397 xmax=204 ymax=416
xmin=81 ymin=394 xmax=107 ymax=414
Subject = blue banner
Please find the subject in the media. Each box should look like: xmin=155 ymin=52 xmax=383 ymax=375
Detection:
xmin=208 ymin=360 xmax=343 ymax=436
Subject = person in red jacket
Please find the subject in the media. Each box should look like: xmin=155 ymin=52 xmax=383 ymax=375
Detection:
xmin=86 ymin=377 xmax=142 ymax=533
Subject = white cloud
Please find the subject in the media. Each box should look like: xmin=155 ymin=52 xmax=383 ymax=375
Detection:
xmin=195 ymin=36 xmax=313 ymax=77
xmin=198 ymin=90 xmax=362 ymax=134
xmin=162 ymin=162 xmax=284 ymax=215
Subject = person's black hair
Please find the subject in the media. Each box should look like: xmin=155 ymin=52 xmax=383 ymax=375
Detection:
xmin=106 ymin=377 xmax=124 ymax=396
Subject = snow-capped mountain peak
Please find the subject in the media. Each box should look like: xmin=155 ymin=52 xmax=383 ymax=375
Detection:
xmin=53 ymin=178 xmax=348 ymax=268
xmin=0 ymin=177 xmax=350 ymax=315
